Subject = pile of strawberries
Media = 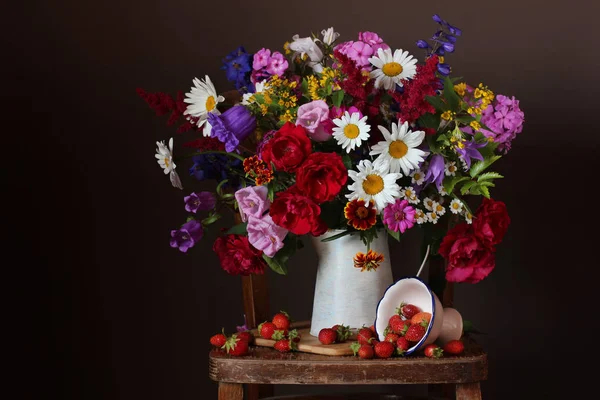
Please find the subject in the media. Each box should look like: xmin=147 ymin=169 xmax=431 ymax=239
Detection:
xmin=317 ymin=324 xmax=352 ymax=345
xmin=257 ymin=311 xmax=301 ymax=353
xmin=348 ymin=302 xmax=465 ymax=359
xmin=209 ymin=328 xmax=254 ymax=357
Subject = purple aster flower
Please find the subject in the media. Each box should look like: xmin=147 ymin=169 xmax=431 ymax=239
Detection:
xmin=221 ymin=46 xmax=252 ymax=90
xmin=480 ymin=95 xmax=524 ymax=153
xmin=455 ymin=139 xmax=487 ymax=170
xmin=208 ymin=106 xmax=257 ymax=153
xmin=184 ymin=191 xmax=216 ymax=213
xmin=423 ymin=154 xmax=446 ymax=190
xmin=234 ymin=185 xmax=270 ymax=222
xmin=170 ymin=220 xmax=203 ymax=253
xmin=246 ymin=214 xmax=288 ymax=257
xmin=383 ymin=199 xmax=416 ymax=234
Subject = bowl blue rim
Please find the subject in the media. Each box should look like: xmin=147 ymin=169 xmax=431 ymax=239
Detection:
xmin=373 ymin=275 xmax=436 ymax=356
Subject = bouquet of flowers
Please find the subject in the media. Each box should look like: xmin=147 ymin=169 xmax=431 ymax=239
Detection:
xmin=139 ymin=14 xmax=523 ymax=284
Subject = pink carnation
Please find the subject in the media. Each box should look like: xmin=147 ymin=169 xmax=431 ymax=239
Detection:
xmin=295 ymin=100 xmax=333 ymax=142
xmin=247 ymin=214 xmax=288 ymax=257
xmin=234 ymin=186 xmax=270 ymax=222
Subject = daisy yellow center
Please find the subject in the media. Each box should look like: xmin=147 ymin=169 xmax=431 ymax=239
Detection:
xmin=382 ymin=62 xmax=403 ymax=77
xmin=362 ymin=174 xmax=384 ymax=195
xmin=389 ymin=140 xmax=408 ymax=159
xmin=205 ymin=96 xmax=216 ymax=112
xmin=356 ymin=206 xmax=369 ymax=219
xmin=452 ymin=203 xmax=460 ymax=209
xmin=344 ymin=124 xmax=360 ymax=139
xmin=436 ymin=205 xmax=444 ymax=212
xmin=164 ymin=157 xmax=170 ymax=167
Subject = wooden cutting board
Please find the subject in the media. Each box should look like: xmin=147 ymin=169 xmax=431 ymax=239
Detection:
xmin=251 ymin=321 xmax=356 ymax=356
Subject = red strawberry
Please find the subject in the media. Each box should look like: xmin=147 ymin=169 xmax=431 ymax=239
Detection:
xmin=318 ymin=328 xmax=337 ymax=345
xmin=358 ymin=345 xmax=374 ymax=359
xmin=423 ymin=344 xmax=443 ymax=358
xmin=223 ymin=335 xmax=249 ymax=356
xmin=237 ymin=331 xmax=253 ymax=344
xmin=390 ymin=318 xmax=411 ymax=336
xmin=443 ymin=340 xmax=465 ymax=355
xmin=210 ymin=332 xmax=227 ymax=348
xmin=396 ymin=337 xmax=410 ymax=352
xmin=398 ymin=302 xmax=421 ymax=320
xmin=374 ymin=341 xmax=395 ymax=358
xmin=404 ymin=324 xmax=426 ymax=342
xmin=258 ymin=321 xmax=277 ymax=340
xmin=388 ymin=314 xmax=403 ymax=327
xmin=384 ymin=333 xmax=399 ymax=343
xmin=369 ymin=325 xmax=376 ymax=334
xmin=274 ymin=338 xmax=297 ymax=353
xmin=272 ymin=311 xmax=291 ymax=330
xmin=357 ymin=327 xmax=375 ymax=345
xmin=332 ymin=324 xmax=351 ymax=342
xmin=410 ymin=312 xmax=432 ymax=326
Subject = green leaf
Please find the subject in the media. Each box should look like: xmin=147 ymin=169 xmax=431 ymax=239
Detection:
xmin=425 ymin=95 xmax=448 ymax=112
xmin=455 ymin=115 xmax=475 ymax=124
xmin=226 ymin=222 xmax=247 ymax=235
xmin=386 ymin=226 xmax=400 ymax=242
xmin=444 ymin=176 xmax=471 ymax=194
xmin=469 ymin=155 xmax=502 ymax=178
xmin=331 ymin=90 xmax=345 ymax=108
xmin=417 ymin=112 xmax=441 ymax=129
xmin=478 ymin=181 xmax=495 ymax=188
xmin=341 ymin=154 xmax=353 ymax=170
xmin=301 ymin=78 xmax=308 ymax=98
xmin=436 ymin=133 xmax=448 ymax=142
xmin=262 ymin=253 xmax=288 ymax=275
xmin=202 ymin=213 xmax=221 ymax=226
xmin=460 ymin=180 xmax=477 ymax=195
xmin=321 ymin=230 xmax=353 ymax=242
xmin=477 ymin=172 xmax=504 ymax=182
xmin=479 ymin=185 xmax=491 ymax=198
xmin=443 ymin=76 xmax=461 ymax=111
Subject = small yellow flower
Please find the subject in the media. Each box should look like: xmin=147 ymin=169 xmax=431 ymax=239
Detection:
xmin=470 ymin=121 xmax=481 ymax=131
xmin=441 ymin=110 xmax=455 ymax=120
xmin=283 ymin=41 xmax=291 ymax=55
xmin=454 ymin=82 xmax=467 ymax=97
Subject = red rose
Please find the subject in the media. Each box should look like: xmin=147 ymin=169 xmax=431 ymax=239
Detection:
xmin=260 ymin=122 xmax=312 ymax=172
xmin=473 ymin=198 xmax=510 ymax=247
xmin=269 ymin=188 xmax=328 ymax=236
xmin=439 ymin=224 xmax=496 ymax=284
xmin=295 ymin=152 xmax=348 ymax=204
xmin=213 ymin=234 xmax=266 ymax=276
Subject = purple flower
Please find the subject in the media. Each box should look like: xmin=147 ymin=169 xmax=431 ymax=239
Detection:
xmin=480 ymin=95 xmax=524 ymax=153
xmin=455 ymin=139 xmax=487 ymax=170
xmin=246 ymin=214 xmax=288 ymax=257
xmin=170 ymin=220 xmax=203 ymax=253
xmin=236 ymin=315 xmax=249 ymax=333
xmin=234 ymin=185 xmax=270 ymax=222
xmin=423 ymin=154 xmax=446 ymax=190
xmin=208 ymin=106 xmax=256 ymax=153
xmin=383 ymin=199 xmax=416 ymax=234
xmin=266 ymin=52 xmax=289 ymax=76
xmin=346 ymin=41 xmax=374 ymax=68
xmin=184 ymin=191 xmax=216 ymax=213
xmin=253 ymin=48 xmax=271 ymax=70
xmin=295 ymin=100 xmax=333 ymax=142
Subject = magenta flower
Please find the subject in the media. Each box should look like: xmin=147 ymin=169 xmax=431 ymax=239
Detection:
xmin=329 ymin=105 xmax=361 ymax=120
xmin=234 ymin=185 xmax=270 ymax=222
xmin=253 ymin=48 xmax=271 ymax=70
xmin=184 ymin=191 xmax=216 ymax=213
xmin=266 ymin=52 xmax=289 ymax=76
xmin=358 ymin=31 xmax=389 ymax=53
xmin=383 ymin=199 xmax=416 ymax=234
xmin=247 ymin=214 xmax=288 ymax=257
xmin=295 ymin=100 xmax=333 ymax=142
xmin=345 ymin=41 xmax=373 ymax=68
xmin=480 ymin=95 xmax=524 ymax=153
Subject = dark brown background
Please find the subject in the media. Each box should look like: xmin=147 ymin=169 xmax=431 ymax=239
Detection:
xmin=7 ymin=0 xmax=599 ymax=399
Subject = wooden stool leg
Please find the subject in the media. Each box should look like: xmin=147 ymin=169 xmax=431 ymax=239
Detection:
xmin=456 ymin=382 xmax=482 ymax=400
xmin=218 ymin=382 xmax=243 ymax=400
xmin=246 ymin=383 xmax=274 ymax=400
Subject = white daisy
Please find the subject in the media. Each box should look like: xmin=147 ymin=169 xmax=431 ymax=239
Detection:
xmin=432 ymin=202 xmax=446 ymax=217
xmin=445 ymin=161 xmax=458 ymax=176
xmin=450 ymin=199 xmax=463 ymax=214
xmin=242 ymin=80 xmax=268 ymax=105
xmin=183 ymin=75 xmax=225 ymax=135
xmin=410 ymin=169 xmax=425 ymax=185
xmin=423 ymin=197 xmax=435 ymax=211
xmin=438 ymin=185 xmax=448 ymax=197
xmin=415 ymin=209 xmax=427 ymax=224
xmin=346 ymin=158 xmax=401 ymax=213
xmin=427 ymin=211 xmax=440 ymax=224
xmin=155 ymin=138 xmax=183 ymax=190
xmin=401 ymin=186 xmax=420 ymax=205
xmin=368 ymin=48 xmax=418 ymax=90
xmin=464 ymin=210 xmax=473 ymax=224
xmin=332 ymin=112 xmax=371 ymax=152
xmin=370 ymin=120 xmax=428 ymax=176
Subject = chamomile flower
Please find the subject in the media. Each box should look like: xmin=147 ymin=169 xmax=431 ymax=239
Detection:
xmin=438 ymin=185 xmax=448 ymax=196
xmin=346 ymin=159 xmax=402 ymax=213
xmin=415 ymin=209 xmax=427 ymax=224
xmin=449 ymin=198 xmax=463 ymax=214
xmin=423 ymin=197 xmax=435 ymax=211
xmin=242 ymin=80 xmax=268 ymax=105
xmin=368 ymin=48 xmax=418 ymax=90
xmin=400 ymin=186 xmax=419 ymax=205
xmin=155 ymin=138 xmax=183 ymax=190
xmin=432 ymin=201 xmax=446 ymax=216
xmin=427 ymin=211 xmax=440 ymax=224
xmin=464 ymin=210 xmax=473 ymax=224
xmin=410 ymin=169 xmax=425 ymax=185
xmin=370 ymin=120 xmax=428 ymax=175
xmin=332 ymin=112 xmax=371 ymax=152
xmin=183 ymin=75 xmax=225 ymax=135
xmin=445 ymin=161 xmax=458 ymax=176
